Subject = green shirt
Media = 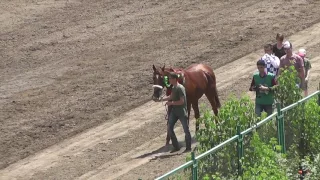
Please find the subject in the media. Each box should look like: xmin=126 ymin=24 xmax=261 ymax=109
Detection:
xmin=253 ymin=72 xmax=275 ymax=105
xmin=171 ymin=84 xmax=188 ymax=117
xmin=304 ymin=58 xmax=312 ymax=78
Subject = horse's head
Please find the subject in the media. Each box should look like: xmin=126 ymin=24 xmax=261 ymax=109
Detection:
xmin=151 ymin=64 xmax=172 ymax=101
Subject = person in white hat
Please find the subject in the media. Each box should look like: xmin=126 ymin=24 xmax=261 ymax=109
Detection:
xmin=278 ymin=41 xmax=305 ymax=90
xmin=297 ymin=48 xmax=312 ymax=96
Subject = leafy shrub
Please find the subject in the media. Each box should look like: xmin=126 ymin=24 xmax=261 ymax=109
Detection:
xmin=301 ymin=98 xmax=320 ymax=157
xmin=195 ymin=94 xmax=267 ymax=179
xmin=273 ymin=65 xmax=320 ymax=179
xmin=187 ymin=65 xmax=320 ymax=179
xmin=273 ymin=66 xmax=302 ymax=154
xmin=242 ymin=133 xmax=288 ymax=179
xmin=196 ymin=94 xmax=258 ymax=150
xmin=275 ymin=65 xmax=320 ymax=158
xmin=274 ymin=65 xmax=302 ymax=107
xmin=305 ymin=154 xmax=320 ymax=179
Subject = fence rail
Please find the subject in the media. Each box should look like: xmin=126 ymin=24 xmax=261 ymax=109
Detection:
xmin=151 ymin=89 xmax=320 ymax=180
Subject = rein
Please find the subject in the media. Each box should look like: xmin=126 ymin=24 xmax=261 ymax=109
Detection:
xmin=164 ymin=103 xmax=169 ymax=120
xmin=159 ymin=88 xmax=169 ymax=120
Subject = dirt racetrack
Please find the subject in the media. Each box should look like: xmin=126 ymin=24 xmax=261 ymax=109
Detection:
xmin=1 ymin=0 xmax=320 ymax=179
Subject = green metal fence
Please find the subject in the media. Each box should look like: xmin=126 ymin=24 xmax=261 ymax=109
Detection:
xmin=153 ymin=90 xmax=320 ymax=180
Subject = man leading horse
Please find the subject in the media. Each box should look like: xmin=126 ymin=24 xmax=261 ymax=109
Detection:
xmin=152 ymin=63 xmax=221 ymax=148
xmin=159 ymin=72 xmax=192 ymax=153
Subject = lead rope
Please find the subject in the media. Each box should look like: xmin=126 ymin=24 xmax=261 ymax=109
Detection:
xmin=164 ymin=104 xmax=169 ymax=120
xmin=159 ymin=89 xmax=169 ymax=120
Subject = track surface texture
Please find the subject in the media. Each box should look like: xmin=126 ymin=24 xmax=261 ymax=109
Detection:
xmin=1 ymin=0 xmax=320 ymax=179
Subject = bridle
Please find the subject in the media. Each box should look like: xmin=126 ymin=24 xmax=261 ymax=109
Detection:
xmin=152 ymin=73 xmax=171 ymax=119
xmin=152 ymin=71 xmax=171 ymax=98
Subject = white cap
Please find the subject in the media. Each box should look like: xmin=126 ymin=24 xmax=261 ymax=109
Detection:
xmin=283 ymin=41 xmax=291 ymax=49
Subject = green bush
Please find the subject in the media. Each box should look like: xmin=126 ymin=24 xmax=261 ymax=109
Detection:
xmin=274 ymin=65 xmax=302 ymax=107
xmin=195 ymin=94 xmax=271 ymax=179
xmin=306 ymin=154 xmax=320 ymax=179
xmin=301 ymin=98 xmax=320 ymax=157
xmin=188 ymin=65 xmax=320 ymax=179
xmin=275 ymin=65 xmax=320 ymax=158
xmin=242 ymin=133 xmax=288 ymax=179
xmin=196 ymin=94 xmax=257 ymax=152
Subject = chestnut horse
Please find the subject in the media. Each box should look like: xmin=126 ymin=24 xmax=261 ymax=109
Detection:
xmin=152 ymin=63 xmax=221 ymax=132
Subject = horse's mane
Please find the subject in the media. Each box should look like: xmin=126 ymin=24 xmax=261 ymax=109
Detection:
xmin=154 ymin=65 xmax=185 ymax=76
xmin=165 ymin=67 xmax=184 ymax=72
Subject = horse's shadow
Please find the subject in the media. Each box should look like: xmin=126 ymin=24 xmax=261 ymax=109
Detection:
xmin=135 ymin=136 xmax=197 ymax=159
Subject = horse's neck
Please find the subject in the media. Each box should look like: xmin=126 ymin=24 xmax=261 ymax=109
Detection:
xmin=170 ymin=68 xmax=185 ymax=73
xmin=166 ymin=68 xmax=186 ymax=84
xmin=174 ymin=69 xmax=186 ymax=85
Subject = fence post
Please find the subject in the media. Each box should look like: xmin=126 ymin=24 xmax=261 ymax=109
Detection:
xmin=237 ymin=125 xmax=243 ymax=176
xmin=318 ymin=82 xmax=320 ymax=106
xmin=276 ymin=102 xmax=282 ymax=147
xmin=191 ymin=152 xmax=198 ymax=180
xmin=276 ymin=102 xmax=286 ymax=153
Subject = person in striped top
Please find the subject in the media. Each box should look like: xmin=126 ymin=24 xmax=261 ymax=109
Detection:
xmin=260 ymin=43 xmax=280 ymax=77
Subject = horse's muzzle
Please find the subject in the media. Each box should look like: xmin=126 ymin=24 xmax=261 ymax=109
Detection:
xmin=152 ymin=85 xmax=163 ymax=90
xmin=152 ymin=85 xmax=163 ymax=101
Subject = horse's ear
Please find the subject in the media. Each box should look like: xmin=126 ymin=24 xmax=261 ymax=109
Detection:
xmin=161 ymin=64 xmax=165 ymax=72
xmin=152 ymin=65 xmax=156 ymax=72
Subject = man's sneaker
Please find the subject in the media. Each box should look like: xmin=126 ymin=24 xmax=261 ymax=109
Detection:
xmin=183 ymin=148 xmax=192 ymax=153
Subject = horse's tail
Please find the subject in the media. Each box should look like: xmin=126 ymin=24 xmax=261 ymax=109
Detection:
xmin=214 ymin=83 xmax=221 ymax=108
xmin=204 ymin=71 xmax=221 ymax=108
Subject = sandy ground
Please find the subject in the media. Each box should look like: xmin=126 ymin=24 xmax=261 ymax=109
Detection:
xmin=0 ymin=0 xmax=320 ymax=179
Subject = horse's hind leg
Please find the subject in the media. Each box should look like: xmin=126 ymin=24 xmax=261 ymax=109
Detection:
xmin=187 ymin=101 xmax=191 ymax=126
xmin=192 ymin=100 xmax=200 ymax=132
xmin=205 ymin=90 xmax=219 ymax=116
xmin=203 ymin=71 xmax=220 ymax=116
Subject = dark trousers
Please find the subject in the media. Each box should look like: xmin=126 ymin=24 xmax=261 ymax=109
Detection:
xmin=168 ymin=111 xmax=192 ymax=150
xmin=255 ymin=104 xmax=273 ymax=117
xmin=166 ymin=106 xmax=172 ymax=143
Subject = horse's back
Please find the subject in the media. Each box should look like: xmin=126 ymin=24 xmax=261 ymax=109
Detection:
xmin=170 ymin=63 xmax=216 ymax=86
xmin=183 ymin=64 xmax=214 ymax=87
xmin=185 ymin=64 xmax=215 ymax=78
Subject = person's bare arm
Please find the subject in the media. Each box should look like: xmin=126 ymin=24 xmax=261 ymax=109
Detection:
xmin=162 ymin=94 xmax=172 ymax=102
xmin=305 ymin=69 xmax=311 ymax=81
xmin=249 ymin=78 xmax=255 ymax=91
xmin=269 ymin=76 xmax=278 ymax=91
xmin=298 ymin=57 xmax=305 ymax=84
xmin=277 ymin=58 xmax=284 ymax=77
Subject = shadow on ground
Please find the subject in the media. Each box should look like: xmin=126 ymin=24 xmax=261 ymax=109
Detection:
xmin=135 ymin=136 xmax=198 ymax=159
